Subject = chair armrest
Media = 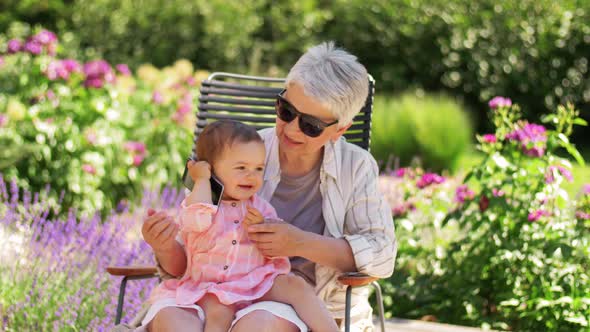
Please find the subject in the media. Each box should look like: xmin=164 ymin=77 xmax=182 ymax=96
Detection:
xmin=106 ymin=265 xmax=159 ymax=277
xmin=337 ymin=272 xmax=379 ymax=287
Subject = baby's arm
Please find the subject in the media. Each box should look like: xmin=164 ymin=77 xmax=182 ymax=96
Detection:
xmin=184 ymin=159 xmax=213 ymax=206
xmin=259 ymin=274 xmax=339 ymax=332
xmin=197 ymin=294 xmax=236 ymax=332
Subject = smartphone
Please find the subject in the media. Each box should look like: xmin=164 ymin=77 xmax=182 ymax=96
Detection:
xmin=182 ymin=158 xmax=225 ymax=206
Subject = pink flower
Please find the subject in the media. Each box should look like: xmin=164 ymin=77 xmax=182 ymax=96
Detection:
xmin=545 ymin=165 xmax=573 ymax=184
xmin=85 ymin=131 xmax=98 ymax=145
xmin=455 ymin=185 xmax=475 ymax=203
xmin=492 ymin=188 xmax=505 ymax=197
xmin=0 ymin=114 xmax=7 ymax=127
xmin=83 ymin=60 xmax=116 ymax=88
xmin=82 ymin=164 xmax=96 ymax=175
xmin=488 ymin=96 xmax=512 ymax=110
xmin=116 ymin=64 xmax=131 ymax=76
xmin=123 ymin=141 xmax=146 ymax=154
xmin=482 ymin=134 xmax=497 ymax=143
xmin=62 ymin=59 xmax=82 ymax=73
xmin=152 ymin=91 xmax=163 ymax=105
xmin=394 ymin=167 xmax=409 ymax=178
xmin=392 ymin=202 xmax=416 ymax=217
xmin=416 ymin=173 xmax=445 ymax=189
xmin=7 ymin=39 xmax=22 ymax=53
xmin=0 ymin=56 xmax=4 ymax=68
xmin=582 ymin=184 xmax=590 ymax=195
xmin=576 ymin=211 xmax=590 ymax=220
xmin=528 ymin=209 xmax=551 ymax=222
xmin=24 ymin=41 xmax=43 ymax=55
xmin=133 ymin=154 xmax=145 ymax=167
xmin=186 ymin=76 xmax=196 ymax=86
xmin=32 ymin=29 xmax=58 ymax=45
xmin=506 ymin=123 xmax=547 ymax=157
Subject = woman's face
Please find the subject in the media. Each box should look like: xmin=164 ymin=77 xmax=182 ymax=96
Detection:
xmin=276 ymin=82 xmax=349 ymax=157
xmin=213 ymin=141 xmax=266 ymax=201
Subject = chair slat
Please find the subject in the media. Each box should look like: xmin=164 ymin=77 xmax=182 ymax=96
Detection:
xmin=200 ymin=87 xmax=277 ymax=99
xmin=199 ymin=95 xmax=275 ymax=107
xmin=203 ymin=80 xmax=283 ymax=93
xmin=199 ymin=103 xmax=275 ymax=115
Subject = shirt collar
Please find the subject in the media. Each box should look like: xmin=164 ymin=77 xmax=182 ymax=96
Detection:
xmin=263 ymin=128 xmax=341 ymax=181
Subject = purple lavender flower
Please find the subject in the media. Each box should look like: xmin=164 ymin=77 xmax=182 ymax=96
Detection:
xmin=545 ymin=165 xmax=573 ymax=184
xmin=455 ymin=185 xmax=475 ymax=203
xmin=488 ymin=96 xmax=512 ymax=110
xmin=416 ymin=173 xmax=445 ymax=189
xmin=506 ymin=123 xmax=547 ymax=157
xmin=7 ymin=39 xmax=22 ymax=53
xmin=528 ymin=209 xmax=550 ymax=222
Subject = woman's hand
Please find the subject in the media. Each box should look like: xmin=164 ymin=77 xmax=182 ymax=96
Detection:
xmin=247 ymin=220 xmax=306 ymax=257
xmin=187 ymin=159 xmax=211 ymax=181
xmin=141 ymin=208 xmax=179 ymax=253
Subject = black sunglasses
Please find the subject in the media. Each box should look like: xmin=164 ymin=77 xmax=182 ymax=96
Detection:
xmin=275 ymin=89 xmax=338 ymax=138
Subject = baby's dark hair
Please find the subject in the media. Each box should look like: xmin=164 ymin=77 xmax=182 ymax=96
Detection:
xmin=196 ymin=120 xmax=263 ymax=166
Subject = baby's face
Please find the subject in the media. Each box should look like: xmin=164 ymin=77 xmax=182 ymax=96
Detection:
xmin=213 ymin=141 xmax=266 ymax=201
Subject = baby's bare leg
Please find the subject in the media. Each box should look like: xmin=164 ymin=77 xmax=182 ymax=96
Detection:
xmin=258 ymin=274 xmax=339 ymax=332
xmin=197 ymin=293 xmax=237 ymax=332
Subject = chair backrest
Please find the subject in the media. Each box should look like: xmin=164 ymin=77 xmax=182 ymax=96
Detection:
xmin=190 ymin=72 xmax=375 ymax=159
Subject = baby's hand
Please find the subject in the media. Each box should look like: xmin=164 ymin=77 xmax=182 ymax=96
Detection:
xmin=244 ymin=206 xmax=264 ymax=226
xmin=187 ymin=160 xmax=211 ymax=181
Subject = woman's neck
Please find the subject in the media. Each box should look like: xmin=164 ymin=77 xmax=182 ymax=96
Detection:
xmin=279 ymin=147 xmax=323 ymax=177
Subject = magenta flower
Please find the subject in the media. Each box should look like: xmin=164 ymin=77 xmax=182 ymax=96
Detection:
xmin=392 ymin=202 xmax=416 ymax=217
xmin=116 ymin=64 xmax=131 ymax=76
xmin=83 ymin=60 xmax=116 ymax=89
xmin=0 ymin=56 xmax=4 ymax=68
xmin=492 ymin=188 xmax=505 ymax=197
xmin=45 ymin=60 xmax=71 ymax=80
xmin=482 ymin=134 xmax=497 ymax=143
xmin=576 ymin=211 xmax=590 ymax=220
xmin=488 ymin=96 xmax=512 ymax=110
xmin=455 ymin=185 xmax=475 ymax=203
xmin=133 ymin=155 xmax=145 ymax=167
xmin=394 ymin=167 xmax=410 ymax=178
xmin=24 ymin=40 xmax=43 ymax=55
xmin=7 ymin=39 xmax=22 ymax=53
xmin=32 ymin=29 xmax=58 ymax=45
xmin=506 ymin=123 xmax=547 ymax=157
xmin=416 ymin=173 xmax=445 ymax=189
xmin=81 ymin=164 xmax=96 ymax=175
xmin=528 ymin=209 xmax=551 ymax=222
xmin=62 ymin=59 xmax=82 ymax=73
xmin=545 ymin=165 xmax=573 ymax=184
xmin=0 ymin=114 xmax=7 ymax=127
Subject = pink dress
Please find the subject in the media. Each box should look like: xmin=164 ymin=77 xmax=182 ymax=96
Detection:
xmin=149 ymin=195 xmax=290 ymax=306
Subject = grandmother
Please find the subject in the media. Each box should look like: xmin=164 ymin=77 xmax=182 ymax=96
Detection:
xmin=137 ymin=42 xmax=396 ymax=332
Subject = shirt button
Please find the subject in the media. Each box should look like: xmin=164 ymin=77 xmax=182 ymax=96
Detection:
xmin=234 ymin=220 xmax=239 ymax=224
xmin=223 ymin=265 xmax=229 ymax=270
xmin=232 ymin=240 xmax=237 ymax=245
xmin=231 ymin=202 xmax=237 ymax=207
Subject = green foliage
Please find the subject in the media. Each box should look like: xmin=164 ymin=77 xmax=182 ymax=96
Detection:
xmin=371 ymin=92 xmax=473 ymax=172
xmin=380 ymin=101 xmax=590 ymax=331
xmin=0 ymin=29 xmax=199 ymax=215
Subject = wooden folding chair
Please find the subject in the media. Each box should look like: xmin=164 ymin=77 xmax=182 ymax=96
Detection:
xmin=107 ymin=72 xmax=386 ymax=332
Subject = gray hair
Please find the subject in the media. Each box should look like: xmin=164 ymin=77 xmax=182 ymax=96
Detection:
xmin=286 ymin=42 xmax=369 ymax=128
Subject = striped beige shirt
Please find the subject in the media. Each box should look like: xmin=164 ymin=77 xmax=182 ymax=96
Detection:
xmin=258 ymin=128 xmax=397 ymax=331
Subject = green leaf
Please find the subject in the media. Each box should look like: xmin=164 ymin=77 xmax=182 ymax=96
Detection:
xmin=563 ymin=143 xmax=585 ymax=166
xmin=573 ymin=118 xmax=588 ymax=126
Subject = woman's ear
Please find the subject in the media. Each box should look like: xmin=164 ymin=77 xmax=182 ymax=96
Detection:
xmin=330 ymin=123 xmax=351 ymax=142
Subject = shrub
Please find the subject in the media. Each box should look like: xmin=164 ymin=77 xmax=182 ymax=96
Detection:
xmin=371 ymin=92 xmax=473 ymax=172
xmin=382 ymin=98 xmax=589 ymax=331
xmin=0 ymin=28 xmax=201 ymax=215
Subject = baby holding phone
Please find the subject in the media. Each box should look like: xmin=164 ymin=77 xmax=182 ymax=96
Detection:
xmin=141 ymin=120 xmax=338 ymax=332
